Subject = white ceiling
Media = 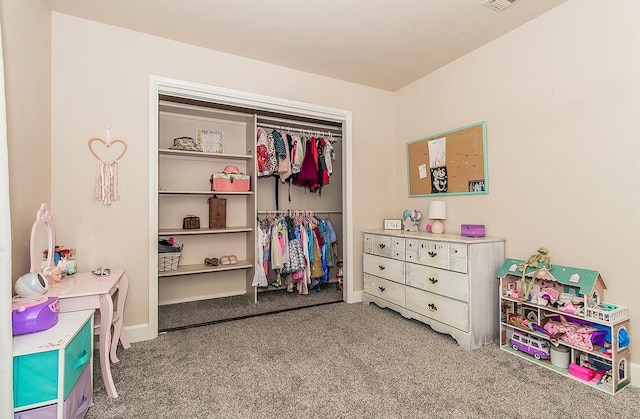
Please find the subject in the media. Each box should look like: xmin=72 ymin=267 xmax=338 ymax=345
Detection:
xmin=45 ymin=0 xmax=566 ymax=91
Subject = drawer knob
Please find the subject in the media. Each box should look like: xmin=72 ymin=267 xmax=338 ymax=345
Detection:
xmin=378 ymin=265 xmax=385 ymax=270
xmin=428 ymin=303 xmax=437 ymax=312
xmin=428 ymin=277 xmax=438 ymax=284
xmin=428 ymin=251 xmax=437 ymax=258
xmin=379 ymin=243 xmax=386 ymax=249
xmin=379 ymin=286 xmax=386 ymax=292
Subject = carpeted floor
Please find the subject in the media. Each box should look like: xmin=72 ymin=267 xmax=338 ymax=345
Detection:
xmin=158 ymin=282 xmax=344 ymax=331
xmin=87 ymin=301 xmax=640 ymax=418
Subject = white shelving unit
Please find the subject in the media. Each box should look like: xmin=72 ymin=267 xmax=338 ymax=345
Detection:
xmin=157 ymin=99 xmax=257 ymax=305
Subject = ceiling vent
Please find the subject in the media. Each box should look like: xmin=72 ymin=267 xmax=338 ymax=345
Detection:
xmin=482 ymin=0 xmax=519 ymax=12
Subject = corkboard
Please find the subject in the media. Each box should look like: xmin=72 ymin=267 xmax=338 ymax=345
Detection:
xmin=407 ymin=121 xmax=487 ymax=197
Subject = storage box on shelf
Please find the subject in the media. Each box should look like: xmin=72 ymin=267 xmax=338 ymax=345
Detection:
xmin=210 ymin=172 xmax=251 ymax=192
xmin=497 ymin=258 xmax=631 ymax=395
xmin=363 ymin=230 xmax=505 ymax=350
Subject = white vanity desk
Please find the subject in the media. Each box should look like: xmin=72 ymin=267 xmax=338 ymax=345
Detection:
xmin=363 ymin=230 xmax=504 ymax=350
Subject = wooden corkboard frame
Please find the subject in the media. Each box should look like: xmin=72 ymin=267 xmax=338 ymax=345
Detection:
xmin=407 ymin=121 xmax=487 ymax=197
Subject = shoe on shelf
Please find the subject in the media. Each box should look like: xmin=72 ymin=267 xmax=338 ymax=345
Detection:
xmin=204 ymin=257 xmax=219 ymax=266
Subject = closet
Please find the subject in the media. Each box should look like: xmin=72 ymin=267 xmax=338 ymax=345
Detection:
xmin=151 ymin=81 xmax=348 ymax=332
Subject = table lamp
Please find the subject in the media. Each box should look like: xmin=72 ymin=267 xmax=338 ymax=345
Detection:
xmin=428 ymin=201 xmax=447 ymax=234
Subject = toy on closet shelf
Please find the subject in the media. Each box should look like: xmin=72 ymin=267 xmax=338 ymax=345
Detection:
xmin=336 ymin=259 xmax=343 ymax=292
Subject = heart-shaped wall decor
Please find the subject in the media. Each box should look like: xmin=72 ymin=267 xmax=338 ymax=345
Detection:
xmin=88 ymin=137 xmax=127 ymax=161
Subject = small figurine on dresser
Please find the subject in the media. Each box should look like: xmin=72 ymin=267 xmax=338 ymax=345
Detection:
xmin=403 ymin=210 xmax=421 ymax=232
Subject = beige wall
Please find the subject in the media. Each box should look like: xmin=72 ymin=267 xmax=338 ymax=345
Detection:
xmin=0 ymin=0 xmax=51 ymax=283
xmin=49 ymin=13 xmax=394 ymax=337
xmin=395 ymin=0 xmax=640 ymax=359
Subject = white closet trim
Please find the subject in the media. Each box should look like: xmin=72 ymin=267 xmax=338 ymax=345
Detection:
xmin=147 ymin=75 xmax=354 ymax=341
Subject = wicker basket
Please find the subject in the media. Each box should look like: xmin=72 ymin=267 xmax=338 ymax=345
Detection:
xmin=158 ymin=252 xmax=181 ymax=272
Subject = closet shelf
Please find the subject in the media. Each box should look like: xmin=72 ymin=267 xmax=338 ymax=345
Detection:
xmin=159 ymin=227 xmax=253 ymax=236
xmin=159 ymin=190 xmax=253 ymax=196
xmin=158 ymin=260 xmax=252 ymax=277
xmin=159 ymin=148 xmax=253 ymax=160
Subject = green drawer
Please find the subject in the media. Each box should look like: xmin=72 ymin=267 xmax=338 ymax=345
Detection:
xmin=13 ymin=350 xmax=59 ymax=408
xmin=63 ymin=318 xmax=92 ymax=398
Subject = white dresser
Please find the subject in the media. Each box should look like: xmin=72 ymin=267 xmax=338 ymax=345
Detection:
xmin=363 ymin=230 xmax=504 ymax=350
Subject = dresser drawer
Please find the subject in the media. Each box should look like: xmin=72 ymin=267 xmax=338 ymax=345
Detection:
xmin=391 ymin=237 xmax=405 ymax=260
xmin=391 ymin=248 xmax=405 ymax=260
xmin=416 ymin=240 xmax=449 ymax=269
xmin=364 ymin=274 xmax=406 ymax=307
xmin=364 ymin=234 xmax=373 ymax=254
xmin=365 ymin=234 xmax=393 ymax=258
xmin=405 ymin=262 xmax=469 ymax=302
xmin=363 ymin=253 xmax=405 ymax=284
xmin=449 ymin=243 xmax=468 ymax=274
xmin=405 ymin=287 xmax=469 ymax=332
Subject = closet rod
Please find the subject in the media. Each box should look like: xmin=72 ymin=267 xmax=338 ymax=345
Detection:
xmin=257 ymin=120 xmax=342 ymax=136
xmin=257 ymin=209 xmax=342 ymax=214
xmin=257 ymin=115 xmax=342 ymax=131
xmin=258 ymin=123 xmax=342 ymax=140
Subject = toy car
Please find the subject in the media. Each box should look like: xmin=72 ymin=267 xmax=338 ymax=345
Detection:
xmin=510 ymin=330 xmax=550 ymax=360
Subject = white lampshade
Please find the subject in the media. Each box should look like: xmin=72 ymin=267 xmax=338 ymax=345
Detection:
xmin=428 ymin=201 xmax=447 ymax=220
xmin=428 ymin=201 xmax=447 ymax=234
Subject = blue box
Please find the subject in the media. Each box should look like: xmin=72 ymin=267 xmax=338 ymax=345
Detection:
xmin=461 ymin=224 xmax=485 ymax=237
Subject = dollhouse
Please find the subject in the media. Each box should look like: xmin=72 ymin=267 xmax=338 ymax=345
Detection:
xmin=498 ymin=257 xmax=631 ymax=395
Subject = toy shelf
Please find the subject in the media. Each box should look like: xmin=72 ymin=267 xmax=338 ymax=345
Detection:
xmin=497 ymin=258 xmax=631 ymax=395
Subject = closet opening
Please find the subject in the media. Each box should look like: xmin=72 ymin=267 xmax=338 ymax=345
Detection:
xmin=149 ymin=77 xmax=353 ymax=337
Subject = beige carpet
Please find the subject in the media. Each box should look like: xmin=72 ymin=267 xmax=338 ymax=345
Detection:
xmin=88 ymin=302 xmax=640 ymax=418
xmin=158 ymin=282 xmax=344 ymax=331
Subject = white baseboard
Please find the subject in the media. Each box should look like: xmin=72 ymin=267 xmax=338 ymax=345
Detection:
xmin=351 ymin=289 xmax=364 ymax=303
xmin=123 ymin=323 xmax=154 ymax=343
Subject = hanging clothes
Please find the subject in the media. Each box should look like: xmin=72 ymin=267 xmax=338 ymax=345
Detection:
xmin=256 ymin=127 xmax=270 ymax=177
xmin=278 ymin=132 xmax=292 ymax=183
xmin=252 ymin=224 xmax=268 ymax=287
xmin=256 ymin=212 xmax=338 ymax=294
xmin=266 ymin=131 xmax=279 ymax=175
xmin=293 ymin=137 xmax=320 ymax=191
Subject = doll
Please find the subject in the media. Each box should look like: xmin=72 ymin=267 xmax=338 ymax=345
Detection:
xmin=43 ymin=266 xmax=63 ymax=284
